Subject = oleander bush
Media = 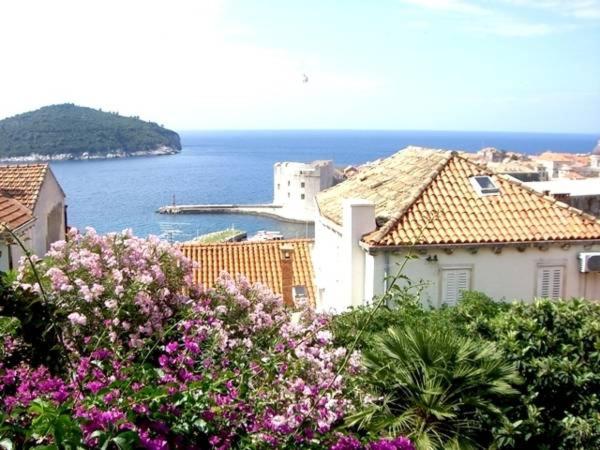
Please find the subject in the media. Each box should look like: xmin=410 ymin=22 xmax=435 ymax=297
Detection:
xmin=0 ymin=228 xmax=413 ymax=450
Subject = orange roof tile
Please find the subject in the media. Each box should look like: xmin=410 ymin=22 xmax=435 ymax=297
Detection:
xmin=179 ymin=239 xmax=316 ymax=305
xmin=0 ymin=195 xmax=34 ymax=232
xmin=0 ymin=164 xmax=49 ymax=209
xmin=317 ymin=147 xmax=452 ymax=226
xmin=317 ymin=147 xmax=600 ymax=247
xmin=535 ymin=152 xmax=589 ymax=165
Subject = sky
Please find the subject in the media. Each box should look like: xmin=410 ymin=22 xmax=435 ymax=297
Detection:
xmin=0 ymin=0 xmax=598 ymax=133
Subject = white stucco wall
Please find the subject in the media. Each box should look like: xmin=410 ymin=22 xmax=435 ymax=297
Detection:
xmin=364 ymin=244 xmax=600 ymax=306
xmin=31 ymin=170 xmax=66 ymax=257
xmin=313 ymin=214 xmax=344 ymax=311
xmin=314 ymin=200 xmax=600 ymax=311
xmin=1 ymin=226 xmax=35 ymax=273
xmin=0 ymin=243 xmax=10 ymax=272
xmin=314 ymin=200 xmax=376 ymax=312
xmin=274 ymin=161 xmax=335 ymax=221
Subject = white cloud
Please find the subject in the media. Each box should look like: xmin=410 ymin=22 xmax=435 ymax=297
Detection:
xmin=474 ymin=21 xmax=558 ymax=37
xmin=399 ymin=0 xmax=575 ymax=37
xmin=0 ymin=0 xmax=380 ymax=128
xmin=505 ymin=1 xmax=600 ymax=20
xmin=400 ymin=0 xmax=489 ymax=15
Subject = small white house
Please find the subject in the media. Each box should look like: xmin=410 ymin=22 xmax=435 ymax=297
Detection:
xmin=0 ymin=164 xmax=66 ymax=271
xmin=314 ymin=147 xmax=600 ymax=312
xmin=273 ymin=160 xmax=335 ymax=221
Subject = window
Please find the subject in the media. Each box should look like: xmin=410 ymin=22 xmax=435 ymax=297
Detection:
xmin=301 ymin=194 xmax=305 ymax=200
xmin=277 ymin=183 xmax=280 ymax=190
xmin=287 ymin=180 xmax=290 ymax=186
xmin=287 ymin=192 xmax=290 ymax=198
xmin=301 ymin=182 xmax=305 ymax=188
xmin=293 ymin=285 xmax=307 ymax=300
xmin=536 ymin=266 xmax=564 ymax=299
xmin=470 ymin=176 xmax=500 ymax=195
xmin=441 ymin=268 xmax=471 ymax=306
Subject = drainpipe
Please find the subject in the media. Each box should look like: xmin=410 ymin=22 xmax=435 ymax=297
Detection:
xmin=64 ymin=204 xmax=69 ymax=238
xmin=8 ymin=244 xmax=14 ymax=271
xmin=383 ymin=252 xmax=390 ymax=292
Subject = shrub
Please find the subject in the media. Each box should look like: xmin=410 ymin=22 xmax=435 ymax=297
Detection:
xmin=17 ymin=227 xmax=194 ymax=355
xmin=488 ymin=299 xmax=600 ymax=449
xmin=0 ymin=272 xmax=65 ymax=372
xmin=347 ymin=326 xmax=520 ymax=450
xmin=331 ymin=290 xmax=500 ymax=352
xmin=1 ymin=228 xmax=411 ymax=449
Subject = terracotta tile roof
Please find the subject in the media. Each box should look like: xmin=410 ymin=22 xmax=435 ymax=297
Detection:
xmin=0 ymin=195 xmax=34 ymax=232
xmin=0 ymin=164 xmax=49 ymax=210
xmin=317 ymin=147 xmax=452 ymax=226
xmin=534 ymin=152 xmax=589 ymax=166
xmin=179 ymin=239 xmax=316 ymax=305
xmin=316 ymin=147 xmax=600 ymax=246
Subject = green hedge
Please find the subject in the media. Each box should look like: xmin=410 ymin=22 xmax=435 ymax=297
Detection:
xmin=332 ymin=292 xmax=600 ymax=450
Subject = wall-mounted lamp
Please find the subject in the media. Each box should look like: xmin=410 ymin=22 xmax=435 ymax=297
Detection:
xmin=426 ymin=254 xmax=438 ymax=262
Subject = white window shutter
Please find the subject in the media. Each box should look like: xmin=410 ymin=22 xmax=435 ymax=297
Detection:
xmin=442 ymin=269 xmax=471 ymax=306
xmin=536 ymin=266 xmax=564 ymax=299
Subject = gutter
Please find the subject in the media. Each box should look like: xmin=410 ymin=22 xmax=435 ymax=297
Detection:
xmin=359 ymin=238 xmax=600 ymax=253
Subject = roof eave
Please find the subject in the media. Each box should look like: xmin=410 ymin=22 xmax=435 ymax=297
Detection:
xmin=360 ymin=238 xmax=600 ymax=253
xmin=0 ymin=217 xmax=36 ymax=241
xmin=315 ymin=198 xmax=343 ymax=232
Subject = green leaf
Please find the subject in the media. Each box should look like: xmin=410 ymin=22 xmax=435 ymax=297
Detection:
xmin=112 ymin=431 xmax=139 ymax=450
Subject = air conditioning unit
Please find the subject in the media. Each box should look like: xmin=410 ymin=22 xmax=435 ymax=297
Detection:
xmin=579 ymin=252 xmax=600 ymax=273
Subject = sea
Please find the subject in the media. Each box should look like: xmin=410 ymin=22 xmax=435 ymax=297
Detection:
xmin=50 ymin=130 xmax=599 ymax=242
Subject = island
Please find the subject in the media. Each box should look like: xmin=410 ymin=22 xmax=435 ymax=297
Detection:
xmin=0 ymin=104 xmax=181 ymax=162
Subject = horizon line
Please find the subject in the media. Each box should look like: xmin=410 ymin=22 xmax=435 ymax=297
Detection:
xmin=176 ymin=128 xmax=600 ymax=137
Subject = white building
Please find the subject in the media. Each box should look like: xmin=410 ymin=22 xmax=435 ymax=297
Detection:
xmin=0 ymin=164 xmax=66 ymax=271
xmin=526 ymin=179 xmax=600 ymax=217
xmin=591 ymin=140 xmax=600 ymax=169
xmin=314 ymin=147 xmax=600 ymax=312
xmin=273 ymin=160 xmax=335 ymax=221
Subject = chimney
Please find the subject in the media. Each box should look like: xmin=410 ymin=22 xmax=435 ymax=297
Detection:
xmin=341 ymin=199 xmax=376 ymax=309
xmin=280 ymin=243 xmax=295 ymax=307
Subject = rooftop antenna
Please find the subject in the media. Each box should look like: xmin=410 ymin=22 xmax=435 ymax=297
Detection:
xmin=172 ymin=194 xmax=176 ymax=207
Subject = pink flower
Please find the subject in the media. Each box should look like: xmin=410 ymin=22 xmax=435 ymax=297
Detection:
xmin=68 ymin=312 xmax=87 ymax=326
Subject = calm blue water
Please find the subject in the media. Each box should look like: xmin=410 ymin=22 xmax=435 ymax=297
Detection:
xmin=50 ymin=130 xmax=599 ymax=241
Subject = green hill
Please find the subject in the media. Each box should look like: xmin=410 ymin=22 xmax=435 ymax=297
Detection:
xmin=0 ymin=104 xmax=181 ymax=159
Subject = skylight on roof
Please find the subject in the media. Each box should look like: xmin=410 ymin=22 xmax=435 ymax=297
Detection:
xmin=470 ymin=176 xmax=500 ymax=196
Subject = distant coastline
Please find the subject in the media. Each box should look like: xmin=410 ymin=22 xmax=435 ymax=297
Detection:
xmin=0 ymin=145 xmax=180 ymax=163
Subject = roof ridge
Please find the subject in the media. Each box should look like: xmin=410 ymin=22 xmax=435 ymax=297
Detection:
xmin=367 ymin=150 xmax=455 ymax=243
xmin=455 ymin=152 xmax=600 ymax=226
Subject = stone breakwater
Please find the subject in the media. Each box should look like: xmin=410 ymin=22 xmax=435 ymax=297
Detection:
xmin=0 ymin=145 xmax=179 ymax=163
xmin=157 ymin=204 xmax=313 ymax=224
